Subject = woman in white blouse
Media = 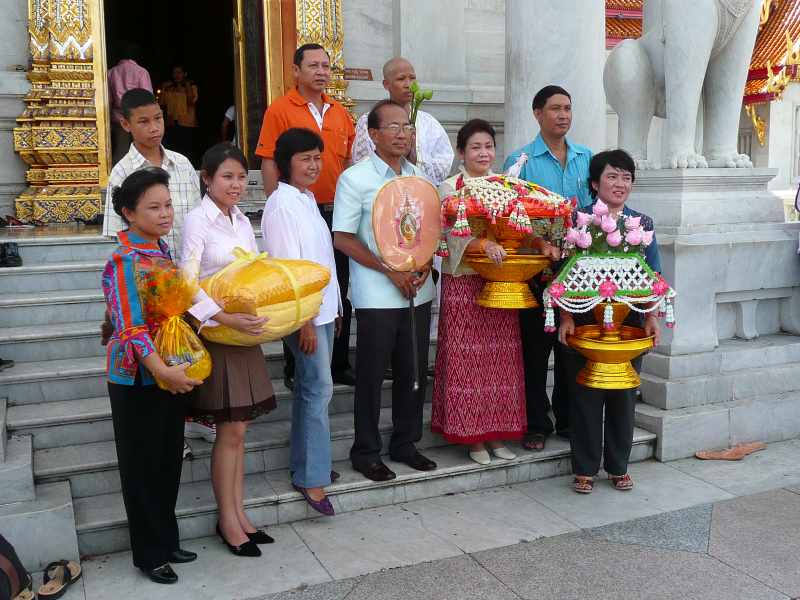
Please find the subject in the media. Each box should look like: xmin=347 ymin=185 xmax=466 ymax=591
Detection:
xmin=181 ymin=143 xmax=275 ymax=557
xmin=261 ymin=128 xmax=340 ymax=516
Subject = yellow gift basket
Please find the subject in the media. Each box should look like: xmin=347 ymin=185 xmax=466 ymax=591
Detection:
xmin=197 ymin=247 xmax=330 ymax=346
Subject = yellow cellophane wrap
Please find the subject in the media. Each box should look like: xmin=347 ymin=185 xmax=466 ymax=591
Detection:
xmin=138 ymin=258 xmax=212 ymax=390
xmin=198 ymin=247 xmax=330 ymax=346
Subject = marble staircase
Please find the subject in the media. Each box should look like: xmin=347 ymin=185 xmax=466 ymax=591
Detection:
xmin=0 ymin=226 xmax=657 ymax=567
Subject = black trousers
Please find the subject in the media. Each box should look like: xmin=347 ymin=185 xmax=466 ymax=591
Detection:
xmin=109 ymin=379 xmax=187 ymax=570
xmin=350 ymin=301 xmax=431 ymax=468
xmin=562 ymin=346 xmax=640 ymax=477
xmin=283 ymin=204 xmax=353 ymax=378
xmin=519 ymin=304 xmax=570 ymax=436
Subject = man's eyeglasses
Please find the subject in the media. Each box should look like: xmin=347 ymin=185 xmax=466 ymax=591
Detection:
xmin=379 ymin=123 xmax=415 ymax=136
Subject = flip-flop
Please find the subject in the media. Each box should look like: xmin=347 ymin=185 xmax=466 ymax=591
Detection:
xmin=38 ymin=560 xmax=82 ymax=599
xmin=694 ymin=441 xmax=767 ymax=461
xmin=522 ymin=433 xmax=546 ymax=451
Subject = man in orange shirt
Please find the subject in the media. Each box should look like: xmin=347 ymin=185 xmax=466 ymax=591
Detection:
xmin=256 ymin=43 xmax=356 ymax=388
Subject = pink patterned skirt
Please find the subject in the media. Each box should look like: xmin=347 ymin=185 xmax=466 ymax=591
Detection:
xmin=432 ymin=274 xmax=527 ymax=444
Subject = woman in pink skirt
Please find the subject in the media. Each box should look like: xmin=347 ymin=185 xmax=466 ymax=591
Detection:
xmin=432 ymin=119 xmax=558 ymax=465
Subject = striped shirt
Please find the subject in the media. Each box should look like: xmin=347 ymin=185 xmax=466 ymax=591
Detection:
xmin=103 ymin=144 xmax=201 ymax=259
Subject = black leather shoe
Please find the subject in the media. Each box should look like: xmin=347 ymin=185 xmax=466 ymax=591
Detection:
xmin=383 ymin=368 xmax=393 ymax=380
xmin=332 ymin=369 xmax=356 ymax=386
xmin=168 ymin=548 xmax=197 ymax=563
xmin=141 ymin=564 xmax=178 ymax=584
xmin=284 ymin=374 xmax=295 ymax=392
xmin=216 ymin=524 xmax=262 ymax=557
xmin=246 ymin=529 xmax=275 ymax=544
xmin=394 ymin=452 xmax=437 ymax=472
xmin=354 ymin=462 xmax=396 ymax=481
xmin=331 ymin=469 xmax=341 ymax=482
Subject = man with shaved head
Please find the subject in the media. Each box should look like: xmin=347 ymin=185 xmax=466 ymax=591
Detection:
xmin=352 ymin=57 xmax=454 ymax=185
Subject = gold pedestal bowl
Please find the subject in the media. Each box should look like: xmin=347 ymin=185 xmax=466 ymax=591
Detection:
xmin=567 ymin=302 xmax=653 ymax=389
xmin=463 ymin=216 xmax=551 ymax=309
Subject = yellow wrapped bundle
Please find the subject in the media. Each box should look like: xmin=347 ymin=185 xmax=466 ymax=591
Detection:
xmin=198 ymin=247 xmax=330 ymax=346
xmin=138 ymin=257 xmax=212 ymax=390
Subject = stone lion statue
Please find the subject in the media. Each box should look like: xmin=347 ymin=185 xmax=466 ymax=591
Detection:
xmin=604 ymin=0 xmax=760 ymax=169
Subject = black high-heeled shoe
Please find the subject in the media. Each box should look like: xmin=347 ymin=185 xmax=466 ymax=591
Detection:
xmin=216 ymin=523 xmax=261 ymax=557
xmin=246 ymin=529 xmax=275 ymax=544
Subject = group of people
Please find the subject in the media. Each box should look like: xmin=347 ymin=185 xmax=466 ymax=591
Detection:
xmin=100 ymin=42 xmax=662 ymax=585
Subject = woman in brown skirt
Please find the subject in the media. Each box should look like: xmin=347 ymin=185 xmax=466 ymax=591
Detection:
xmin=181 ymin=143 xmax=276 ymax=557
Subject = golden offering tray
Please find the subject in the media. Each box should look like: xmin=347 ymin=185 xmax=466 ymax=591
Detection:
xmin=567 ymin=302 xmax=654 ymax=389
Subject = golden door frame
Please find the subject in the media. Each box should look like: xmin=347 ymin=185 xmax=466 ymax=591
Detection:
xmin=13 ymin=0 xmax=297 ymax=222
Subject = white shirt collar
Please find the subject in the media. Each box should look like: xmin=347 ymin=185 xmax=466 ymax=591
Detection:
xmin=127 ymin=143 xmax=174 ymax=169
xmin=200 ymin=194 xmax=245 ymax=228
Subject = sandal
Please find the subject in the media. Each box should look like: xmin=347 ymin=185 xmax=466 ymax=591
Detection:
xmin=609 ymin=473 xmax=634 ymax=491
xmin=573 ymin=476 xmax=594 ymax=494
xmin=38 ymin=560 xmax=82 ymax=599
xmin=522 ymin=432 xmax=546 ymax=451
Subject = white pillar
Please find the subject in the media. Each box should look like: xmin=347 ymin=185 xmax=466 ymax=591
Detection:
xmin=504 ymin=0 xmax=606 ymax=155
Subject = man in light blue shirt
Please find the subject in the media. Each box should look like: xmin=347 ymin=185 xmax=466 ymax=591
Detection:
xmin=503 ymin=85 xmax=594 ymax=453
xmin=333 ymin=99 xmax=437 ymax=482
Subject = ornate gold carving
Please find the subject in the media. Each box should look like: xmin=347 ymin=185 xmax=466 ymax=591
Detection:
xmin=295 ymin=0 xmax=355 ymax=116
xmin=759 ymin=0 xmax=777 ymax=30
xmin=13 ymin=0 xmax=102 ymax=223
xmin=745 ymin=104 xmax=767 ymax=146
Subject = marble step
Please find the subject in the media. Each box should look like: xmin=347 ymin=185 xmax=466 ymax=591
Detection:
xmin=0 ymin=288 xmax=105 ymax=327
xmin=0 ymin=320 xmax=438 ymax=375
xmin=0 ymin=481 xmax=80 ymax=572
xmin=0 ymin=435 xmax=34 ymax=504
xmin=0 ymin=260 xmax=104 ymax=292
xmin=9 ymin=231 xmax=116 ymax=264
xmin=35 ymin=405 xmax=450 ymax=499
xmin=0 ymin=356 xmax=107 ymax=404
xmin=74 ymin=429 xmax=657 ymax=557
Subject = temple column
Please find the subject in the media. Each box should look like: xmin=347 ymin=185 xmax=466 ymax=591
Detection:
xmin=504 ymin=0 xmax=606 ymax=153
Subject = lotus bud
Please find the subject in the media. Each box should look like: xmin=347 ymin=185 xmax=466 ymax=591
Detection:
xmin=565 ymin=228 xmax=580 ymax=245
xmin=592 ymin=198 xmax=609 ymax=216
xmin=576 ymin=231 xmax=593 ymax=249
xmin=575 ymin=211 xmax=592 ymax=228
xmin=624 ymin=215 xmax=641 ymax=231
xmin=600 ymin=214 xmax=618 ymax=233
xmin=624 ymin=227 xmax=643 ymax=245
xmin=641 ymin=229 xmax=654 ymax=246
xmin=607 ymin=229 xmax=622 ymax=247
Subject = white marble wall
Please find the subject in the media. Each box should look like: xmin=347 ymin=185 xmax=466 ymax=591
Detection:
xmin=0 ymin=0 xmax=29 ymax=217
xmin=765 ymin=83 xmax=800 ymax=191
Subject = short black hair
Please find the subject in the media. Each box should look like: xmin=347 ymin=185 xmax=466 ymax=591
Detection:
xmin=456 ymin=119 xmax=496 ymax=152
xmin=111 ymin=167 xmax=170 ymax=224
xmin=201 ymin=142 xmax=248 ymax=178
xmin=293 ymin=43 xmax=329 ymax=67
xmin=532 ymin=85 xmax=572 ymax=111
xmin=120 ymin=88 xmax=159 ymax=119
xmin=117 ymin=41 xmax=140 ymax=62
xmin=587 ymin=149 xmax=636 ymax=198
xmin=274 ymin=128 xmax=324 ymax=183
xmin=367 ymin=99 xmax=406 ymax=130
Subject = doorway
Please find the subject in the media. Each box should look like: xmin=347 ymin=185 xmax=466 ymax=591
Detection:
xmin=104 ymin=0 xmax=240 ymax=167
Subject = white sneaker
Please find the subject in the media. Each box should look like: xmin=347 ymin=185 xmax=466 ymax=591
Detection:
xmin=491 ymin=446 xmax=516 ymax=460
xmin=469 ymin=450 xmax=491 ymax=465
xmin=185 ymin=418 xmax=217 ymax=443
xmin=183 ymin=440 xmax=193 ymax=460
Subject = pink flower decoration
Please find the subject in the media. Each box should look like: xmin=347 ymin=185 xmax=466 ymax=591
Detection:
xmin=592 ymin=199 xmax=609 ymax=217
xmin=653 ymin=277 xmax=669 ymax=296
xmin=600 ymin=214 xmax=618 ymax=233
xmin=624 ymin=227 xmax=643 ymax=246
xmin=592 ymin=213 xmax=602 ymax=226
xmin=599 ymin=279 xmax=618 ymax=298
xmin=575 ymin=211 xmax=593 ymax=228
xmin=576 ymin=230 xmax=593 ymax=249
xmin=549 ymin=282 xmax=566 ymax=298
xmin=641 ymin=229 xmax=654 ymax=246
xmin=606 ymin=229 xmax=622 ymax=247
xmin=624 ymin=215 xmax=641 ymax=231
xmin=564 ymin=228 xmax=580 ymax=245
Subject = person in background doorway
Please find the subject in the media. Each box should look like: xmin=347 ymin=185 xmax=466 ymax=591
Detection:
xmin=221 ymin=105 xmax=237 ymax=145
xmin=160 ymin=66 xmax=199 ymax=165
xmin=107 ymin=42 xmax=152 ymax=165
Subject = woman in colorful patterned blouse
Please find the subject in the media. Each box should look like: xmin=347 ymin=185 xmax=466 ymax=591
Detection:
xmin=102 ymin=167 xmax=202 ymax=585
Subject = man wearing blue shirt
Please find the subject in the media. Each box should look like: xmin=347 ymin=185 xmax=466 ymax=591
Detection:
xmin=502 ymin=85 xmax=593 ymax=452
xmin=333 ymin=100 xmax=437 ymax=482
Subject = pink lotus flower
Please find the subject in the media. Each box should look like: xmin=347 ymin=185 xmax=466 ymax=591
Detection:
xmin=592 ymin=199 xmax=609 ymax=216
xmin=549 ymin=282 xmax=566 ymax=298
xmin=624 ymin=215 xmax=641 ymax=231
xmin=624 ymin=227 xmax=643 ymax=246
xmin=653 ymin=277 xmax=669 ymax=296
xmin=592 ymin=213 xmax=602 ymax=226
xmin=599 ymin=279 xmax=618 ymax=298
xmin=600 ymin=214 xmax=618 ymax=233
xmin=575 ymin=211 xmax=592 ymax=228
xmin=576 ymin=231 xmax=593 ymax=249
xmin=564 ymin=228 xmax=581 ymax=245
xmin=606 ymin=229 xmax=622 ymax=247
xmin=641 ymin=229 xmax=654 ymax=246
